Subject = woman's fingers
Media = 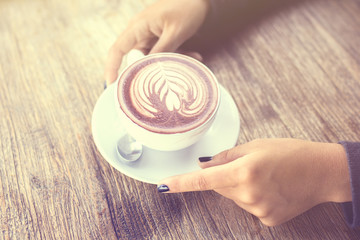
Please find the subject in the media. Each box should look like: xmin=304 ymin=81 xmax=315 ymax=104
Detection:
xmin=158 ymin=162 xmax=238 ymax=193
xmin=105 ymin=28 xmax=183 ymax=84
xmin=149 ymin=28 xmax=185 ymax=54
xmin=105 ymin=0 xmax=209 ymax=85
xmin=199 ymin=145 xmax=247 ymax=169
xmin=104 ymin=29 xmax=138 ymax=84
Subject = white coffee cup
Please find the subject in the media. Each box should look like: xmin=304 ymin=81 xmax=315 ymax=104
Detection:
xmin=114 ymin=50 xmax=220 ymax=151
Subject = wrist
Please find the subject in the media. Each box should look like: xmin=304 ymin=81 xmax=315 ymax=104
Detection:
xmin=319 ymin=143 xmax=351 ymax=203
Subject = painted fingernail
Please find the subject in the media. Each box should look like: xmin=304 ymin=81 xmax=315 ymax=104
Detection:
xmin=157 ymin=184 xmax=170 ymax=193
xmin=199 ymin=156 xmax=213 ymax=162
xmin=104 ymin=81 xmax=107 ymax=90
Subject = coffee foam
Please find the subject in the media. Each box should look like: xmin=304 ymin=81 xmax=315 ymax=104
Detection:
xmin=117 ymin=54 xmax=219 ymax=134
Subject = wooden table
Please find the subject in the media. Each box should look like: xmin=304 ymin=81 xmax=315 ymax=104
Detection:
xmin=1 ymin=0 xmax=360 ymax=239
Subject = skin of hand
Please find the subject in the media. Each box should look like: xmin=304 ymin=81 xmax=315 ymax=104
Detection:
xmin=104 ymin=0 xmax=210 ymax=84
xmin=158 ymin=138 xmax=352 ymax=226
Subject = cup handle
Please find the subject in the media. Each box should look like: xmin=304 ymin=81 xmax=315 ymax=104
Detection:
xmin=116 ymin=49 xmax=145 ymax=83
xmin=126 ymin=49 xmax=146 ymax=67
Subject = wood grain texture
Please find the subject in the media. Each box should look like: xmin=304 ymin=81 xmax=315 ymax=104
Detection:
xmin=1 ymin=0 xmax=360 ymax=239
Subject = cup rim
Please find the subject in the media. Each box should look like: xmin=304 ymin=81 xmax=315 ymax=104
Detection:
xmin=115 ymin=52 xmax=221 ymax=135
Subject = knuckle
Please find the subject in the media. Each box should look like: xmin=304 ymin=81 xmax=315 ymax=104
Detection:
xmin=259 ymin=217 xmax=278 ymax=227
xmin=241 ymin=189 xmax=261 ymax=205
xmin=258 ymin=210 xmax=282 ymax=226
xmin=253 ymin=206 xmax=271 ymax=219
xmin=242 ymin=192 xmax=258 ymax=205
xmin=215 ymin=147 xmax=239 ymax=164
xmin=241 ymin=164 xmax=260 ymax=183
xmin=191 ymin=175 xmax=210 ymax=191
xmin=237 ymin=167 xmax=263 ymax=205
xmin=224 ymin=149 xmax=234 ymax=162
xmin=215 ymin=149 xmax=229 ymax=161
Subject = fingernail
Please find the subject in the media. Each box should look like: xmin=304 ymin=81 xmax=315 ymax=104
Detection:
xmin=199 ymin=156 xmax=213 ymax=162
xmin=104 ymin=81 xmax=107 ymax=90
xmin=157 ymin=184 xmax=170 ymax=193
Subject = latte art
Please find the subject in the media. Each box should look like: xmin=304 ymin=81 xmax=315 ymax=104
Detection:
xmin=131 ymin=62 xmax=207 ymax=117
xmin=117 ymin=54 xmax=219 ymax=134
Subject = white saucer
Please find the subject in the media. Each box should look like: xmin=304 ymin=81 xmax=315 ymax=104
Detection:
xmin=91 ymin=84 xmax=240 ymax=184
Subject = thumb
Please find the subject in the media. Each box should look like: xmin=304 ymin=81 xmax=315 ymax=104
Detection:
xmin=150 ymin=29 xmax=185 ymax=54
xmin=157 ymin=162 xmax=237 ymax=193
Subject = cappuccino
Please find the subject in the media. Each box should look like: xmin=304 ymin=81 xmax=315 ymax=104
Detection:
xmin=117 ymin=53 xmax=219 ymax=134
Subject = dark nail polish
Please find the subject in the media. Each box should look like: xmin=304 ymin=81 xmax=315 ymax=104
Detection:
xmin=104 ymin=81 xmax=107 ymax=90
xmin=199 ymin=156 xmax=213 ymax=162
xmin=157 ymin=184 xmax=170 ymax=193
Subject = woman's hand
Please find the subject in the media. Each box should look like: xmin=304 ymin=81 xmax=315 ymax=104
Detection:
xmin=158 ymin=139 xmax=351 ymax=226
xmin=104 ymin=0 xmax=210 ymax=84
